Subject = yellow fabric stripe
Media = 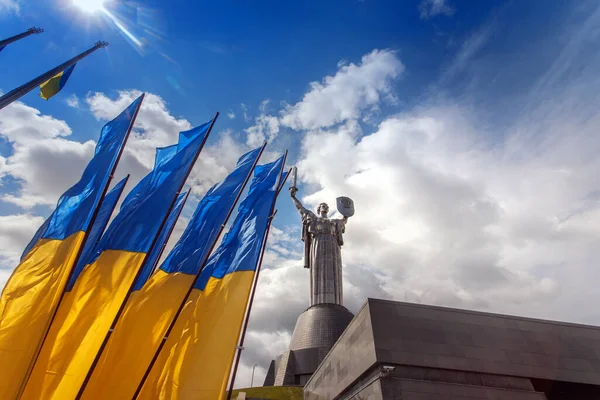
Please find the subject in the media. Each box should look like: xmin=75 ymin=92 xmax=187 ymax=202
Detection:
xmin=39 ymin=70 xmax=64 ymax=100
xmin=0 ymin=232 xmax=85 ymax=400
xmin=20 ymin=249 xmax=146 ymax=400
xmin=137 ymin=271 xmax=255 ymax=400
xmin=81 ymin=270 xmax=195 ymax=400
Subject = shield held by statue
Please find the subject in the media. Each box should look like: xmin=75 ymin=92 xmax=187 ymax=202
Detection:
xmin=336 ymin=196 xmax=355 ymax=217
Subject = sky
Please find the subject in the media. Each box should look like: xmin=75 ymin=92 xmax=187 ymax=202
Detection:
xmin=2 ymin=0 xmax=600 ymax=389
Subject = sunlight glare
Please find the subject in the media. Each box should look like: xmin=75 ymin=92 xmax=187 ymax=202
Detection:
xmin=72 ymin=0 xmax=107 ymax=13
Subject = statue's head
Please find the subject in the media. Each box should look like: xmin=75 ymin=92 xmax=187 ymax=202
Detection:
xmin=317 ymin=202 xmax=329 ymax=217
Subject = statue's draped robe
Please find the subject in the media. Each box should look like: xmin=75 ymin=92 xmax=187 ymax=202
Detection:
xmin=299 ymin=208 xmax=346 ymax=306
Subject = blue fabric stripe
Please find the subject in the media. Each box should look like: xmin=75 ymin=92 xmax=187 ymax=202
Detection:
xmin=29 ymin=95 xmax=142 ymax=243
xmin=58 ymin=64 xmax=76 ymax=90
xmin=133 ymin=190 xmax=188 ymax=291
xmin=159 ymin=146 xmax=263 ymax=276
xmin=65 ymin=176 xmax=129 ymax=291
xmin=90 ymin=120 xmax=212 ymax=258
xmin=194 ymin=155 xmax=284 ymax=291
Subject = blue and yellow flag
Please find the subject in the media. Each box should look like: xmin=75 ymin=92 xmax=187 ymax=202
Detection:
xmin=39 ymin=64 xmax=76 ymax=100
xmin=0 ymin=96 xmax=142 ymax=400
xmin=67 ymin=175 xmax=129 ymax=292
xmin=20 ymin=120 xmax=214 ymax=400
xmin=80 ymin=146 xmax=264 ymax=400
xmin=138 ymin=155 xmax=284 ymax=400
xmin=136 ymin=189 xmax=190 ymax=286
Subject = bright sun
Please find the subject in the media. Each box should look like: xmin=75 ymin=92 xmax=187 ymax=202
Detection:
xmin=72 ymin=0 xmax=107 ymax=13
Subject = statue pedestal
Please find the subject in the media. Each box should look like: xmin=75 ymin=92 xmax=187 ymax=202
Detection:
xmin=264 ymin=303 xmax=354 ymax=387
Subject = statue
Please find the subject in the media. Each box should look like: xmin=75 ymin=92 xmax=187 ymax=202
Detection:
xmin=289 ymin=167 xmax=354 ymax=306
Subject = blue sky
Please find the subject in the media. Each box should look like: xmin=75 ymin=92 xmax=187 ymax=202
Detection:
xmin=0 ymin=0 xmax=570 ymax=220
xmin=3 ymin=0 xmax=600 ymax=388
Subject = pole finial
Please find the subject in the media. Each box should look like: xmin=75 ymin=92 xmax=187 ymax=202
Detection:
xmin=28 ymin=27 xmax=44 ymax=34
xmin=95 ymin=41 xmax=110 ymax=48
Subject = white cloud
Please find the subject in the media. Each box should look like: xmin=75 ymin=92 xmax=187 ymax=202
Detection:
xmin=438 ymin=18 xmax=495 ymax=86
xmin=419 ymin=0 xmax=455 ymax=19
xmin=0 ymin=214 xmax=45 ymax=292
xmin=240 ymin=103 xmax=251 ymax=122
xmin=296 ymin=106 xmax=576 ymax=312
xmin=241 ymin=49 xmax=403 ymax=149
xmin=0 ymin=214 xmax=45 ymax=270
xmin=0 ymin=0 xmax=20 ymax=14
xmin=86 ymin=90 xmax=192 ymax=162
xmin=0 ymin=100 xmax=93 ymax=208
xmin=65 ymin=94 xmax=80 ymax=109
xmin=280 ymin=49 xmax=404 ymax=131
xmin=286 ymin=3 xmax=600 ymax=322
xmin=245 ymin=99 xmax=280 ymax=147
xmin=0 ymin=100 xmax=72 ymax=144
xmin=227 ymin=109 xmax=236 ymax=119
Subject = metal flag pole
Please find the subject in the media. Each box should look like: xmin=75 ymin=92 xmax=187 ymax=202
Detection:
xmin=16 ymin=95 xmax=145 ymax=398
xmin=251 ymin=364 xmax=258 ymax=387
xmin=0 ymin=27 xmax=43 ymax=50
xmin=225 ymin=152 xmax=289 ymax=400
xmin=76 ymin=113 xmax=220 ymax=399
xmin=0 ymin=41 xmax=108 ymax=111
xmin=131 ymin=142 xmax=268 ymax=399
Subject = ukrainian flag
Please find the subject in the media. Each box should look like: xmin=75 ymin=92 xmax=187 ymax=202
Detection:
xmin=0 ymin=96 xmax=142 ymax=400
xmin=79 ymin=146 xmax=264 ymax=400
xmin=20 ymin=120 xmax=214 ymax=400
xmin=136 ymin=189 xmax=190 ymax=287
xmin=39 ymin=64 xmax=76 ymax=100
xmin=137 ymin=155 xmax=285 ymax=400
xmin=67 ymin=175 xmax=130 ymax=292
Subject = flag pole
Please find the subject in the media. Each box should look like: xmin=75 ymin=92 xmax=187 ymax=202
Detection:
xmin=17 ymin=95 xmax=144 ymax=397
xmin=149 ymin=189 xmax=191 ymax=274
xmin=76 ymin=112 xmax=220 ymax=399
xmin=0 ymin=41 xmax=108 ymax=111
xmin=131 ymin=142 xmax=268 ymax=399
xmin=225 ymin=152 xmax=289 ymax=400
xmin=0 ymin=27 xmax=43 ymax=50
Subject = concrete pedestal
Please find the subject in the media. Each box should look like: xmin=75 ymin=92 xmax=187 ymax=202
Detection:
xmin=264 ymin=303 xmax=354 ymax=386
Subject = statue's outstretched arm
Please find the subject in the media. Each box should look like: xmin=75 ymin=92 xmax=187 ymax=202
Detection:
xmin=290 ymin=189 xmax=314 ymax=218
xmin=291 ymin=194 xmax=304 ymax=212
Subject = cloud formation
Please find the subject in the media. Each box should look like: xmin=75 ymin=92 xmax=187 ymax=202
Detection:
xmin=0 ymin=100 xmax=94 ymax=209
xmin=242 ymin=49 xmax=403 ymax=148
xmin=280 ymin=49 xmax=404 ymax=131
xmin=65 ymin=94 xmax=80 ymax=109
xmin=0 ymin=214 xmax=44 ymax=284
xmin=0 ymin=0 xmax=20 ymax=15
xmin=419 ymin=0 xmax=455 ymax=19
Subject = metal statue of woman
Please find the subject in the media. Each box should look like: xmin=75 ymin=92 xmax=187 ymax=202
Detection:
xmin=289 ymin=167 xmax=353 ymax=306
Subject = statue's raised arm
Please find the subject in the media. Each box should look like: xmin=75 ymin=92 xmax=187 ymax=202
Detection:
xmin=290 ymin=187 xmax=316 ymax=219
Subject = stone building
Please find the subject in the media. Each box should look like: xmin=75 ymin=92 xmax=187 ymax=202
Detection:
xmin=303 ymin=298 xmax=600 ymax=399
